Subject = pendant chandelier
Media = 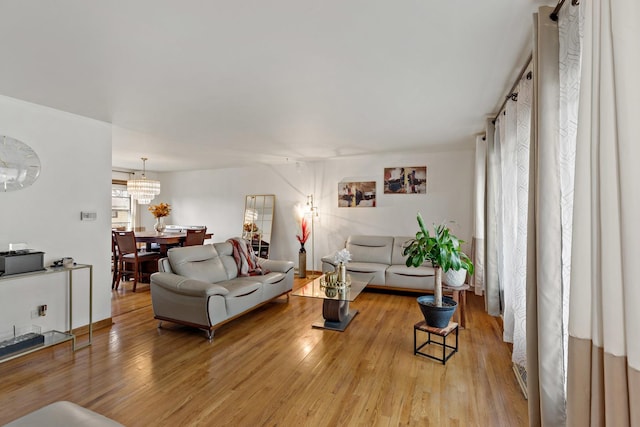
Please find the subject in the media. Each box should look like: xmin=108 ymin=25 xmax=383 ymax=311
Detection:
xmin=127 ymin=157 xmax=160 ymax=205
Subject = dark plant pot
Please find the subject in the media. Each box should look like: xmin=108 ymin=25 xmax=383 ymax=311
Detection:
xmin=417 ymin=295 xmax=457 ymax=328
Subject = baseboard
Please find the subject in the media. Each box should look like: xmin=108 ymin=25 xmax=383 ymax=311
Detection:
xmin=72 ymin=317 xmax=113 ymax=336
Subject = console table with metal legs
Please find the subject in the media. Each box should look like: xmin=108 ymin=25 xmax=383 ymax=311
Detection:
xmin=0 ymin=264 xmax=93 ymax=363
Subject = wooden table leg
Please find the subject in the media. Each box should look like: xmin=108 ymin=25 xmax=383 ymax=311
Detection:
xmin=322 ymin=299 xmax=349 ymax=322
xmin=313 ymin=299 xmax=359 ymax=331
xmin=460 ymin=289 xmax=466 ymax=328
xmin=445 ymin=285 xmax=469 ymax=329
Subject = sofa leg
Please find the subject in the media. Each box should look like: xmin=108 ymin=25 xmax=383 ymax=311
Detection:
xmin=206 ymin=329 xmax=215 ymax=341
xmin=157 ymin=321 xmax=163 ymax=329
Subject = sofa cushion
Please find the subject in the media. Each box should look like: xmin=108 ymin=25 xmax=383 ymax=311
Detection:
xmin=345 ymin=261 xmax=388 ymax=285
xmin=386 ymin=264 xmax=435 ymax=290
xmin=213 ymin=241 xmax=240 ymax=280
xmin=255 ymin=271 xmax=287 ymax=284
xmin=151 ymin=272 xmax=229 ymax=297
xmin=168 ymin=244 xmax=228 ymax=284
xmin=260 ymin=273 xmax=290 ymax=300
xmin=220 ymin=278 xmax=262 ymax=298
xmin=391 ymin=236 xmax=415 ymax=265
xmin=258 ymin=258 xmax=294 ymax=274
xmin=391 ymin=236 xmax=434 ymax=267
xmin=220 ymin=278 xmax=264 ymax=316
xmin=346 ymin=235 xmax=394 ymax=265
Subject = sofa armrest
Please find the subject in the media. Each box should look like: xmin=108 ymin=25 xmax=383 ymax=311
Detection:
xmin=321 ymin=255 xmax=337 ymax=270
xmin=151 ymin=272 xmax=229 ymax=297
xmin=257 ymin=258 xmax=294 ymax=273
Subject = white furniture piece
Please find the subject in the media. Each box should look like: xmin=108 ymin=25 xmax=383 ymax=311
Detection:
xmin=150 ymin=242 xmax=294 ymax=340
xmin=322 ymin=236 xmax=436 ymax=291
xmin=3 ymin=401 xmax=123 ymax=427
xmin=0 ymin=264 xmax=93 ymax=363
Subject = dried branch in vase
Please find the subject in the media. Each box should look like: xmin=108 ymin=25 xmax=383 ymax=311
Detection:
xmin=296 ymin=218 xmax=310 ymax=244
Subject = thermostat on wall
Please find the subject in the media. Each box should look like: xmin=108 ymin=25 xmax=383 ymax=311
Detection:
xmin=81 ymin=211 xmax=97 ymax=221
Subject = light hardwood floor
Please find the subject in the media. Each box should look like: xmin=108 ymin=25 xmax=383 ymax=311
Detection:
xmin=0 ymin=277 xmax=528 ymax=426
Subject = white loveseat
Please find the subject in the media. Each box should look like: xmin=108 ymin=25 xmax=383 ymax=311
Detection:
xmin=150 ymin=242 xmax=294 ymax=340
xmin=322 ymin=235 xmax=436 ymax=291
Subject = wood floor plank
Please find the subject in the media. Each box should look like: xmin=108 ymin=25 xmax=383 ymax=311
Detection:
xmin=0 ymin=279 xmax=527 ymax=426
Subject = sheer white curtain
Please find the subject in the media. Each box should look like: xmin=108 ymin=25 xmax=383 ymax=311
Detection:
xmin=484 ymin=119 xmax=501 ymax=315
xmin=471 ymin=134 xmax=486 ymax=296
xmin=567 ymin=0 xmax=640 ymax=424
xmin=557 ymin=0 xmax=582 ymax=388
xmin=483 ymin=69 xmax=532 ymax=368
xmin=494 ymin=114 xmax=507 ymax=312
xmin=501 ymin=69 xmax=532 ymax=370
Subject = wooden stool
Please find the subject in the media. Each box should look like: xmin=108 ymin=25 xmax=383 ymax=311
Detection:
xmin=443 ymin=284 xmax=469 ymax=328
xmin=413 ymin=321 xmax=459 ymax=364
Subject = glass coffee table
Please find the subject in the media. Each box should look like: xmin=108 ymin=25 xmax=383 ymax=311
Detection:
xmin=291 ymin=274 xmax=370 ymax=331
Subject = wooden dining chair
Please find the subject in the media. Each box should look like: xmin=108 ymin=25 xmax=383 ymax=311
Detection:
xmin=184 ymin=227 xmax=207 ymax=246
xmin=111 ymin=226 xmax=129 ymax=289
xmin=112 ymin=230 xmax=160 ymax=292
xmin=111 ymin=232 xmax=120 ymax=289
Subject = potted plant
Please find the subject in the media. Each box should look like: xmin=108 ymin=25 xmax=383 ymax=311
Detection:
xmin=403 ymin=213 xmax=474 ymax=327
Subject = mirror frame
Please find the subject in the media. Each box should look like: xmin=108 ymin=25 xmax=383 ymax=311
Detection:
xmin=242 ymin=194 xmax=275 ymax=258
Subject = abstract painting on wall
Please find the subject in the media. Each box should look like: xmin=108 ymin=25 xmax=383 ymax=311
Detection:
xmin=338 ymin=181 xmax=376 ymax=207
xmin=383 ymin=166 xmax=427 ymax=194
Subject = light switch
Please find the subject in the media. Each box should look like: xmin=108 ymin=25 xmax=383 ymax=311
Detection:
xmin=81 ymin=211 xmax=97 ymax=221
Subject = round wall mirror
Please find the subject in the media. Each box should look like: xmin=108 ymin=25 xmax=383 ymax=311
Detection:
xmin=0 ymin=135 xmax=41 ymax=192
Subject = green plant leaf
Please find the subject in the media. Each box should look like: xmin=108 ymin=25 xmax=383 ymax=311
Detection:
xmin=403 ymin=213 xmax=475 ymax=288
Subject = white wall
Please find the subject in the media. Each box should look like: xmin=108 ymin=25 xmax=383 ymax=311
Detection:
xmin=154 ymin=164 xmax=314 ymax=257
xmin=0 ymin=92 xmax=472 ymax=337
xmin=157 ymin=149 xmax=475 ymax=272
xmin=314 ymin=150 xmax=475 ymax=262
xmin=0 ymin=95 xmax=112 ymax=334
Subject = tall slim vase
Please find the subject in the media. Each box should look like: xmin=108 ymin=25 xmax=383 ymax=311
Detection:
xmin=338 ymin=262 xmax=346 ymax=284
xmin=299 ymin=244 xmax=307 ymax=278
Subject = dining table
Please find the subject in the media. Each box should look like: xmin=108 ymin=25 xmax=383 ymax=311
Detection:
xmin=134 ymin=230 xmax=213 ymax=256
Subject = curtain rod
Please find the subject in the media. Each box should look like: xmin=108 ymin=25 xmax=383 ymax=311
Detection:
xmin=550 ymin=0 xmax=580 ymax=22
xmin=492 ymin=1 xmax=579 ymax=123
xmin=549 ymin=0 xmax=566 ymax=21
xmin=492 ymin=53 xmax=532 ymax=123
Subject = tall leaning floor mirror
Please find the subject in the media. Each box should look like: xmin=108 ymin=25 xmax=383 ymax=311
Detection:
xmin=242 ymin=194 xmax=275 ymax=258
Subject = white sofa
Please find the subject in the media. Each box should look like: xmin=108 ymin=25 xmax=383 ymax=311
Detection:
xmin=3 ymin=401 xmax=123 ymax=427
xmin=322 ymin=235 xmax=436 ymax=291
xmin=150 ymin=242 xmax=294 ymax=340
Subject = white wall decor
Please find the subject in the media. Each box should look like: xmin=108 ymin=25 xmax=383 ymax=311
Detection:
xmin=0 ymin=95 xmax=112 ymax=332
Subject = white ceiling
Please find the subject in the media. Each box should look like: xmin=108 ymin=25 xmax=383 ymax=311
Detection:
xmin=0 ymin=1 xmax=551 ymax=172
